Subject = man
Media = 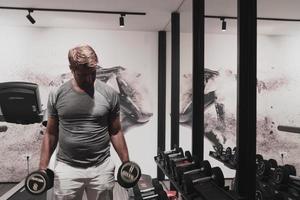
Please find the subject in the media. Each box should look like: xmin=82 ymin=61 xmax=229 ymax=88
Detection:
xmin=39 ymin=44 xmax=129 ymax=200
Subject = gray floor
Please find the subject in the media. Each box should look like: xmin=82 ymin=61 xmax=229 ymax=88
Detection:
xmin=0 ymin=179 xmax=234 ymax=200
xmin=0 ymin=183 xmax=17 ymax=197
xmin=0 ymin=182 xmax=130 ymax=200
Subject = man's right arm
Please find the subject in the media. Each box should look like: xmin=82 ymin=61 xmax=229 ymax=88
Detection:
xmin=39 ymin=116 xmax=59 ymax=170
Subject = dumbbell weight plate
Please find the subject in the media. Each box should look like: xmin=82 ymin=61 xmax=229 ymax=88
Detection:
xmin=25 ymin=171 xmax=48 ymax=195
xmin=284 ymin=164 xmax=296 ymax=176
xmin=274 ymin=166 xmax=289 ymax=185
xmin=257 ymin=160 xmax=271 ymax=178
xmin=211 ymin=167 xmax=225 ymax=188
xmin=117 ymin=161 xmax=141 ymax=188
xmin=268 ymin=159 xmax=278 ymax=169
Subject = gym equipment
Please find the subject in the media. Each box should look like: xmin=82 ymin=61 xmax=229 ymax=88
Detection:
xmin=174 ymin=160 xmax=212 ymax=186
xmin=273 ymin=165 xmax=299 ymax=185
xmin=256 ymin=180 xmax=282 ymax=200
xmin=133 ymin=174 xmax=168 ymax=200
xmin=0 ymin=82 xmax=49 ymax=200
xmin=228 ymin=147 xmax=238 ymax=168
xmin=168 ymin=151 xmax=193 ymax=176
xmin=0 ymin=82 xmax=44 ymax=124
xmin=117 ymin=161 xmax=141 ymax=188
xmin=163 ymin=149 xmax=185 ymax=173
xmin=183 ymin=167 xmax=225 ymax=194
xmin=25 ymin=169 xmax=54 ymax=195
xmin=256 ymin=158 xmax=278 ymax=180
xmin=156 ymin=146 xmax=184 ymax=171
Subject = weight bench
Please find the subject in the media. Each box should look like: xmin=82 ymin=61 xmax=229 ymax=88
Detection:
xmin=0 ymin=81 xmax=50 ymax=200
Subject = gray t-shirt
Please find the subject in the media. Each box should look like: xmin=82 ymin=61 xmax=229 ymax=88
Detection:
xmin=47 ymin=79 xmax=120 ymax=168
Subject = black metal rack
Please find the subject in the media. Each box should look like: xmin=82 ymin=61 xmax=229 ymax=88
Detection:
xmin=154 ymin=156 xmax=242 ymax=200
xmin=154 ymin=156 xmax=204 ymax=200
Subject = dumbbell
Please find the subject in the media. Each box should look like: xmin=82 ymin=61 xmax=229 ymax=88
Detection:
xmin=256 ymin=180 xmax=283 ymax=200
xmin=175 ymin=160 xmax=212 ymax=186
xmin=168 ymin=151 xmax=194 ymax=177
xmin=25 ymin=169 xmax=54 ymax=195
xmin=228 ymin=147 xmax=238 ymax=168
xmin=163 ymin=150 xmax=185 ymax=173
xmin=117 ymin=161 xmax=141 ymax=188
xmin=183 ymin=167 xmax=224 ymax=194
xmin=133 ymin=178 xmax=168 ymax=200
xmin=158 ymin=146 xmax=184 ymax=170
xmin=273 ymin=165 xmax=299 ymax=185
xmin=157 ymin=145 xmax=184 ymax=161
xmin=257 ymin=159 xmax=278 ymax=180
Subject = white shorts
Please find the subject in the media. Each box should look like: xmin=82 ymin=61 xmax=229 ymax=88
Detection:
xmin=53 ymin=157 xmax=115 ymax=200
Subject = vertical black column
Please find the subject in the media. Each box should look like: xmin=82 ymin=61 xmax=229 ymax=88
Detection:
xmin=171 ymin=12 xmax=180 ymax=148
xmin=236 ymin=0 xmax=257 ymax=199
xmin=192 ymin=0 xmax=204 ymax=160
xmin=157 ymin=31 xmax=166 ymax=180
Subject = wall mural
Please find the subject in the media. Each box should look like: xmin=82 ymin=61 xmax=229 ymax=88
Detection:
xmin=0 ymin=66 xmax=152 ymax=182
xmin=180 ymin=67 xmax=300 ymax=171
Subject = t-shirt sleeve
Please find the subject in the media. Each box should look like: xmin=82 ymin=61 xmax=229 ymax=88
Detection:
xmin=110 ymin=89 xmax=120 ymax=119
xmin=47 ymin=87 xmax=58 ymax=118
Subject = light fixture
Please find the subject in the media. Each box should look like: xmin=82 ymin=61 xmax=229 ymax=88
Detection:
xmin=0 ymin=6 xmax=146 ymax=26
xmin=221 ymin=17 xmax=226 ymax=31
xmin=119 ymin=14 xmax=125 ymax=27
xmin=26 ymin=9 xmax=35 ymax=24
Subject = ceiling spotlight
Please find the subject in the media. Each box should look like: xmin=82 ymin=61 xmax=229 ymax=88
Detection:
xmin=26 ymin=9 xmax=35 ymax=24
xmin=119 ymin=14 xmax=125 ymax=27
xmin=221 ymin=17 xmax=226 ymax=31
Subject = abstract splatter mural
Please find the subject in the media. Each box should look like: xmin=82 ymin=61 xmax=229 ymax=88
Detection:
xmin=0 ymin=66 xmax=152 ymax=182
xmin=179 ymin=67 xmax=300 ymax=171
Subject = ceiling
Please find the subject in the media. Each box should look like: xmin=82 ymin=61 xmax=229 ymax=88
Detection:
xmin=1 ymin=0 xmax=300 ymax=35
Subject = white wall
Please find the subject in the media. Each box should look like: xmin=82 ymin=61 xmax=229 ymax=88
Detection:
xmin=0 ymin=26 xmax=158 ymax=181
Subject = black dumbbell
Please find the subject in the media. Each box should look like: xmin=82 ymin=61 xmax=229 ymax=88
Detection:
xmin=273 ymin=165 xmax=299 ymax=185
xmin=133 ymin=178 xmax=168 ymax=200
xmin=175 ymin=160 xmax=212 ymax=186
xmin=257 ymin=159 xmax=278 ymax=180
xmin=157 ymin=145 xmax=184 ymax=161
xmin=168 ymin=151 xmax=193 ymax=176
xmin=256 ymin=180 xmax=283 ymax=200
xmin=183 ymin=167 xmax=224 ymax=194
xmin=117 ymin=161 xmax=141 ymax=188
xmin=228 ymin=147 xmax=238 ymax=168
xmin=163 ymin=150 xmax=185 ymax=173
xmin=25 ymin=169 xmax=54 ymax=195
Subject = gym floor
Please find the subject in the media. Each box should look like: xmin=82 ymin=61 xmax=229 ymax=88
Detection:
xmin=0 ymin=179 xmax=233 ymax=199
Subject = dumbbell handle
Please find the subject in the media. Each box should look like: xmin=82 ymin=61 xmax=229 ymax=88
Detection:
xmin=142 ymin=194 xmax=159 ymax=200
xmin=172 ymin=156 xmax=190 ymax=162
xmin=168 ymin=152 xmax=182 ymax=158
xmin=290 ymin=175 xmax=300 ymax=182
xmin=140 ymin=187 xmax=155 ymax=193
xmin=192 ymin=175 xmax=215 ymax=184
xmin=163 ymin=148 xmax=178 ymax=154
xmin=184 ymin=167 xmax=204 ymax=175
xmin=177 ymin=161 xmax=195 ymax=168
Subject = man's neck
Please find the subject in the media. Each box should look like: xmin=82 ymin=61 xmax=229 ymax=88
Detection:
xmin=72 ymin=79 xmax=95 ymax=97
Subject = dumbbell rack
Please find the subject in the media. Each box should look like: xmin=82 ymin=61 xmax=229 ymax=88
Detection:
xmin=154 ymin=156 xmax=203 ymax=200
xmin=155 ymin=156 xmax=241 ymax=200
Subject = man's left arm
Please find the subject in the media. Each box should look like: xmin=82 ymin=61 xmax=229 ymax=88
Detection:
xmin=109 ymin=116 xmax=129 ymax=163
